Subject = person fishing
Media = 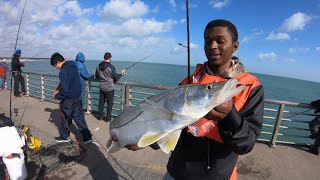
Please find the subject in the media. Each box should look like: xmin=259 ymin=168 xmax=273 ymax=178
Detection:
xmin=74 ymin=52 xmax=94 ymax=106
xmin=95 ymin=52 xmax=125 ymax=121
xmin=50 ymin=52 xmax=93 ymax=144
xmin=309 ymin=99 xmax=320 ymax=155
xmin=120 ymin=19 xmax=264 ymax=180
xmin=11 ymin=49 xmax=26 ymax=97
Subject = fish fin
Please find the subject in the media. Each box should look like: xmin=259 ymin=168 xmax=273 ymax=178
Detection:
xmin=157 ymin=130 xmax=181 ymax=154
xmin=138 ymin=132 xmax=166 ymax=147
xmin=217 ymin=80 xmax=246 ymax=104
xmin=107 ymin=140 xmax=125 ymax=153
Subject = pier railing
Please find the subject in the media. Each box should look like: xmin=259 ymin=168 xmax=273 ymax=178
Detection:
xmin=5 ymin=72 xmax=318 ymax=147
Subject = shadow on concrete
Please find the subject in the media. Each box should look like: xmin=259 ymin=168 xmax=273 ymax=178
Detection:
xmin=44 ymin=107 xmax=120 ymax=179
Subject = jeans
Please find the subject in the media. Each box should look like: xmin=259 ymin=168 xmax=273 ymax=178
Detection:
xmin=13 ymin=72 xmax=26 ymax=96
xmin=98 ymin=89 xmax=114 ymax=120
xmin=0 ymin=76 xmax=5 ymax=89
xmin=59 ymin=97 xmax=91 ymax=141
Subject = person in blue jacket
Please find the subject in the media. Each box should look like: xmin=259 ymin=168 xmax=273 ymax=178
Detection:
xmin=51 ymin=52 xmax=93 ymax=144
xmin=74 ymin=52 xmax=93 ymax=105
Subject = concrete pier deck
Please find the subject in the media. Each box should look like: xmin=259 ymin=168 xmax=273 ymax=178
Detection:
xmin=0 ymin=90 xmax=319 ymax=180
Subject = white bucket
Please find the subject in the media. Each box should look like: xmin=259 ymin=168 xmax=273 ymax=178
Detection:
xmin=2 ymin=151 xmax=27 ymax=180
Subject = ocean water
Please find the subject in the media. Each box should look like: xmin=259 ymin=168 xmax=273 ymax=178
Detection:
xmin=20 ymin=59 xmax=320 ymax=104
xmin=6 ymin=59 xmax=320 ymax=144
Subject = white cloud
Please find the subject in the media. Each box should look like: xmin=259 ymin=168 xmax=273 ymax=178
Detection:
xmin=242 ymin=29 xmax=264 ymax=43
xmin=0 ymin=0 xmax=179 ymax=60
xmin=288 ymin=47 xmax=310 ymax=54
xmin=209 ymin=0 xmax=229 ymax=9
xmin=281 ymin=12 xmax=312 ymax=32
xmin=316 ymin=47 xmax=320 ymax=52
xmin=169 ymin=0 xmax=177 ymax=8
xmin=258 ymin=52 xmax=277 ymax=61
xmin=266 ymin=32 xmax=290 ymax=40
xmin=58 ymin=1 xmax=94 ymax=17
xmin=114 ymin=18 xmax=177 ymax=37
xmin=101 ymin=0 xmax=148 ymax=19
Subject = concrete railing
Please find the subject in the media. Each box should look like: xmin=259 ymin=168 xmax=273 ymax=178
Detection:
xmin=5 ymin=71 xmax=318 ymax=147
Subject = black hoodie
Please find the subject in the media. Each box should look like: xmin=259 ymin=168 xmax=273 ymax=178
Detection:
xmin=95 ymin=61 xmax=122 ymax=92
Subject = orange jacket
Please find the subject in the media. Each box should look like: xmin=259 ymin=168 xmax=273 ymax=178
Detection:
xmin=181 ymin=64 xmax=261 ymax=143
xmin=167 ymin=64 xmax=263 ymax=180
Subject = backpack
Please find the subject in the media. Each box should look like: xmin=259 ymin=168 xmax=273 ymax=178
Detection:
xmin=0 ymin=65 xmax=6 ymax=77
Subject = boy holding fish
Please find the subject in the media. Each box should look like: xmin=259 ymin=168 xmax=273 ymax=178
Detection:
xmin=111 ymin=19 xmax=264 ymax=180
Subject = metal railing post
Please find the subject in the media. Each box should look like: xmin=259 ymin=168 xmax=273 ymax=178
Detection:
xmin=86 ymin=80 xmax=92 ymax=114
xmin=25 ymin=73 xmax=29 ymax=95
xmin=121 ymin=82 xmax=126 ymax=111
xmin=40 ymin=75 xmax=45 ymax=101
xmin=124 ymin=82 xmax=131 ymax=109
xmin=269 ymin=104 xmax=285 ymax=147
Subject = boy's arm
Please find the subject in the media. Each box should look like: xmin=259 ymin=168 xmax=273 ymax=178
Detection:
xmin=217 ymin=85 xmax=264 ymax=155
xmin=55 ymin=71 xmax=68 ymax=100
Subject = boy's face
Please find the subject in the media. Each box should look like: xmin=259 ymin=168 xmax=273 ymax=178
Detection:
xmin=54 ymin=61 xmax=63 ymax=70
xmin=204 ymin=26 xmax=239 ymax=71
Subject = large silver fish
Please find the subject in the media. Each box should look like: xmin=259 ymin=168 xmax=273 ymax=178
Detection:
xmin=107 ymin=79 xmax=245 ymax=154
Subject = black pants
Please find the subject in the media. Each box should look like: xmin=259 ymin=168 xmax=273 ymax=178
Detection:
xmin=98 ymin=90 xmax=114 ymax=120
xmin=59 ymin=98 xmax=91 ymax=141
xmin=309 ymin=116 xmax=320 ymax=150
xmin=13 ymin=72 xmax=26 ymax=96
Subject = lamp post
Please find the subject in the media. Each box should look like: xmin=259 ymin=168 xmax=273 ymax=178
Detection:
xmin=186 ymin=0 xmax=191 ymax=84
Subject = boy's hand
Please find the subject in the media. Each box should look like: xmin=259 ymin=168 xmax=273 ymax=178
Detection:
xmin=53 ymin=91 xmax=58 ymax=99
xmin=204 ymin=100 xmax=233 ymax=120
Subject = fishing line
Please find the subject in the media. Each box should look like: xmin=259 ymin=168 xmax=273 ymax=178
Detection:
xmin=124 ymin=54 xmax=154 ymax=71
xmin=18 ymin=100 xmax=29 ymax=129
xmin=23 ymin=49 xmax=52 ymax=63
xmin=283 ymin=109 xmax=314 ymax=119
xmin=10 ymin=0 xmax=28 ymax=121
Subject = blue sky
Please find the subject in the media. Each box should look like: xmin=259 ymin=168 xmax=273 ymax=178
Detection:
xmin=0 ymin=0 xmax=319 ymax=82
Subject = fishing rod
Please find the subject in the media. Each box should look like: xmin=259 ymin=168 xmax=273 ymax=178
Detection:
xmin=10 ymin=0 xmax=28 ymax=121
xmin=23 ymin=49 xmax=51 ymax=63
xmin=124 ymin=54 xmax=153 ymax=71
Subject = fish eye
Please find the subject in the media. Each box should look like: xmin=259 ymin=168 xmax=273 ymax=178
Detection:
xmin=206 ymin=85 xmax=212 ymax=90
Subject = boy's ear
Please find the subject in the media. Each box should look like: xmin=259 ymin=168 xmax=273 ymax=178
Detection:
xmin=233 ymin=41 xmax=239 ymax=52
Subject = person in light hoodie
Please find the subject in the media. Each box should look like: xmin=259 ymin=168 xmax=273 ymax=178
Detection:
xmin=74 ymin=52 xmax=93 ymax=106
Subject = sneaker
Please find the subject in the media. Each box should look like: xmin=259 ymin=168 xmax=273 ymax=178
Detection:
xmin=55 ymin=137 xmax=71 ymax=143
xmin=83 ymin=138 xmax=93 ymax=144
xmin=22 ymin=92 xmax=27 ymax=96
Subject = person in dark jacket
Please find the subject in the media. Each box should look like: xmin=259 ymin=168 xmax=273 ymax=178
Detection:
xmin=51 ymin=52 xmax=93 ymax=144
xmin=121 ymin=19 xmax=264 ymax=180
xmin=309 ymin=99 xmax=320 ymax=155
xmin=11 ymin=49 xmax=26 ymax=97
xmin=74 ymin=52 xmax=93 ymax=105
xmin=95 ymin=52 xmax=125 ymax=121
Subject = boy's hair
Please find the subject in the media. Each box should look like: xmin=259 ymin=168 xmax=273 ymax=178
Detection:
xmin=204 ymin=19 xmax=238 ymax=42
xmin=50 ymin=52 xmax=65 ymax=66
